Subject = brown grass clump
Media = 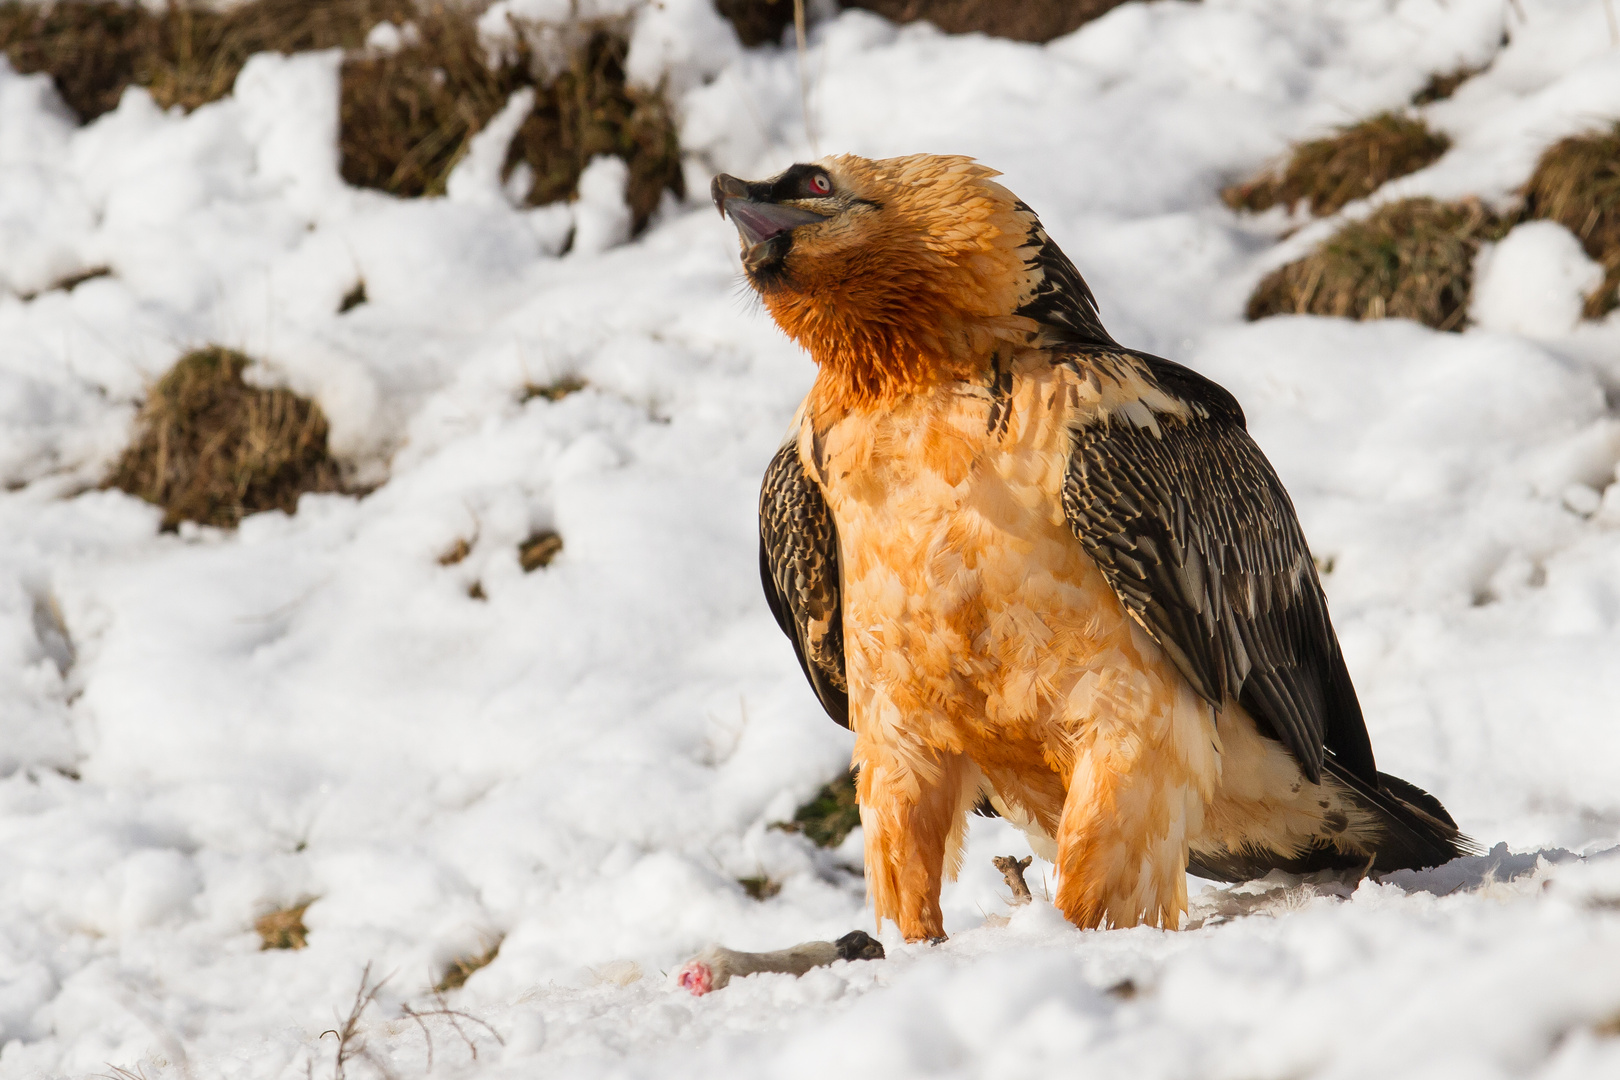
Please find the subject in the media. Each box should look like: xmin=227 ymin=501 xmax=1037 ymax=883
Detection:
xmin=256 ymin=899 xmax=313 ymax=950
xmin=106 ymin=346 xmax=343 ymax=530
xmin=338 ymin=4 xmax=525 ymax=200
xmin=1522 ymin=124 xmax=1620 ymax=318
xmin=1 ymin=2 xmax=683 ymax=234
xmin=1224 ymin=112 xmax=1451 ymax=218
xmin=0 ymin=0 xmax=415 ymax=122
xmin=505 ymin=25 xmax=683 ymax=234
xmin=716 ymin=0 xmax=795 ymax=48
xmin=438 ymin=537 xmax=472 ymax=566
xmin=338 ymin=279 xmax=367 ymax=313
xmin=518 ymin=529 xmax=563 ymax=571
xmin=738 ymin=874 xmax=782 ymax=900
xmin=435 ymin=937 xmax=501 ymax=993
xmin=1411 ymin=63 xmax=1487 ymax=106
xmin=17 ymin=265 xmax=110 ymax=302
xmin=500 ymin=27 xmax=683 ymax=234
xmin=0 ymin=1 xmax=153 ymax=121
xmin=841 ymin=0 xmax=1129 ymax=43
xmin=773 ymin=771 xmax=861 ymax=848
xmin=340 ymin=11 xmax=682 ymax=233
xmin=520 ymin=374 xmax=586 ymax=403
xmin=1245 ymin=197 xmax=1505 ymax=331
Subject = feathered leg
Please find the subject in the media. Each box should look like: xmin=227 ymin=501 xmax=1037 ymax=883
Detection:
xmin=856 ymin=743 xmax=973 ymax=942
xmin=1052 ymin=667 xmax=1215 ymax=930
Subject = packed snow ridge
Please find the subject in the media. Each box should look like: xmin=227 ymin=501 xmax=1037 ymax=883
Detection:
xmin=2 ymin=0 xmax=1620 ymax=1076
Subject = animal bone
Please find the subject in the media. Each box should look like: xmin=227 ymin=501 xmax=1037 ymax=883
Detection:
xmin=993 ymin=854 xmax=1034 ymax=906
xmin=676 ymin=930 xmax=884 ymax=996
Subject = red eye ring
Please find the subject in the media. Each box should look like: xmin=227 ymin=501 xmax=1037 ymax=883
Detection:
xmin=809 ymin=173 xmax=831 ymax=195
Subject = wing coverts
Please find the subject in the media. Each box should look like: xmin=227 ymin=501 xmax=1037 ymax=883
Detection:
xmin=760 ymin=443 xmax=849 ymax=727
xmin=1011 ymin=206 xmax=1114 ymax=348
xmin=1057 ymin=352 xmax=1376 ymax=786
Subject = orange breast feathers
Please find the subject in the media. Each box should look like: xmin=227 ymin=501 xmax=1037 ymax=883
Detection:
xmin=804 ymin=359 xmax=1220 ymax=939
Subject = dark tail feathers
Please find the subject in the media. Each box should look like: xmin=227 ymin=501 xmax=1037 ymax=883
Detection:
xmin=1188 ymin=760 xmax=1475 ymax=883
xmin=1327 ymin=759 xmax=1477 ymax=873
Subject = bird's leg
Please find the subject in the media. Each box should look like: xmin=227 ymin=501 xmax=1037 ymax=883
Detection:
xmin=855 ymin=745 xmax=971 ymax=942
xmin=1052 ymin=738 xmax=1200 ymax=931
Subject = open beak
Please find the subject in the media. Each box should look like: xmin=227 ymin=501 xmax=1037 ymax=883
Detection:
xmin=712 ymin=173 xmax=827 ymax=274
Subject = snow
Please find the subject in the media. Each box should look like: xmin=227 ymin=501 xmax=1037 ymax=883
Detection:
xmin=569 ymin=156 xmax=633 ymax=256
xmin=1473 ymin=220 xmax=1606 ymax=337
xmin=2 ymin=0 xmax=1620 ymax=1076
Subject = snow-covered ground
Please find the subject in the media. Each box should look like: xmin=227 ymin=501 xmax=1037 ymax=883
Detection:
xmin=4 ymin=0 xmax=1620 ymax=1075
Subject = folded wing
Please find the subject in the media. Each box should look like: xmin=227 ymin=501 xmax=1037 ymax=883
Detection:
xmin=1058 ymin=351 xmax=1377 ymax=785
xmin=760 ymin=442 xmax=849 ymax=728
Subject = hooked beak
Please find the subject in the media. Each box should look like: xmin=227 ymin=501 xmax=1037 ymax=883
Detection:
xmin=711 ymin=173 xmax=827 ymax=275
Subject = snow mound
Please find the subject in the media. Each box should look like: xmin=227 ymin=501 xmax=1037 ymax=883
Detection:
xmin=1473 ymin=219 xmax=1606 ymax=337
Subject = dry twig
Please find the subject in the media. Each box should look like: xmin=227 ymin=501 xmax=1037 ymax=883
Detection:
xmin=322 ymin=964 xmax=390 ymax=1080
xmin=400 ymin=988 xmax=505 ymax=1071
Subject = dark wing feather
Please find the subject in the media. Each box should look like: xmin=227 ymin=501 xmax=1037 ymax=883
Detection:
xmin=1059 ymin=352 xmax=1376 ymax=785
xmin=760 ymin=442 xmax=849 ymax=728
xmin=1011 ymin=204 xmax=1116 ymax=349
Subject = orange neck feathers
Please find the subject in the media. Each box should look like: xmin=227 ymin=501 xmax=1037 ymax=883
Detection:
xmin=763 ymin=266 xmax=1010 ymax=414
xmin=759 ymin=155 xmax=1042 ymax=416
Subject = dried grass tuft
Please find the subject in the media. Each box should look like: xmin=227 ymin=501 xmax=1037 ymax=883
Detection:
xmin=1521 ymin=124 xmax=1620 ymax=317
xmin=338 ymin=279 xmax=367 ymax=313
xmin=17 ymin=265 xmax=111 ymax=302
xmin=841 ymin=0 xmax=1129 ymax=43
xmin=518 ymin=529 xmax=562 ymax=571
xmin=0 ymin=0 xmax=414 ymax=122
xmin=256 ymin=899 xmax=313 ymax=950
xmin=1 ymin=2 xmax=683 ymax=234
xmin=498 ymin=26 xmax=683 ymax=234
xmin=1224 ymin=112 xmax=1451 ymax=218
xmin=738 ymin=874 xmax=781 ymax=900
xmin=338 ymin=3 xmax=524 ymax=200
xmin=438 ymin=537 xmax=472 ymax=565
xmin=0 ymin=0 xmax=160 ymax=121
xmin=520 ymin=374 xmax=586 ymax=402
xmin=773 ymin=770 xmax=861 ymax=848
xmin=1411 ymin=63 xmax=1487 ymax=105
xmin=716 ymin=0 xmax=795 ymax=47
xmin=340 ymin=9 xmax=680 ymax=232
xmin=435 ymin=937 xmax=501 ymax=993
xmin=1245 ymin=197 xmax=1505 ymax=332
xmin=105 ymin=346 xmax=343 ymax=530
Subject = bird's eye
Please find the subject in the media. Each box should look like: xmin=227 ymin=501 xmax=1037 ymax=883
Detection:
xmin=808 ymin=173 xmax=832 ymax=195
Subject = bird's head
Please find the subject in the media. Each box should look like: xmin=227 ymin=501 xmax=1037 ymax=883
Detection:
xmin=713 ymin=154 xmax=1108 ymax=410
